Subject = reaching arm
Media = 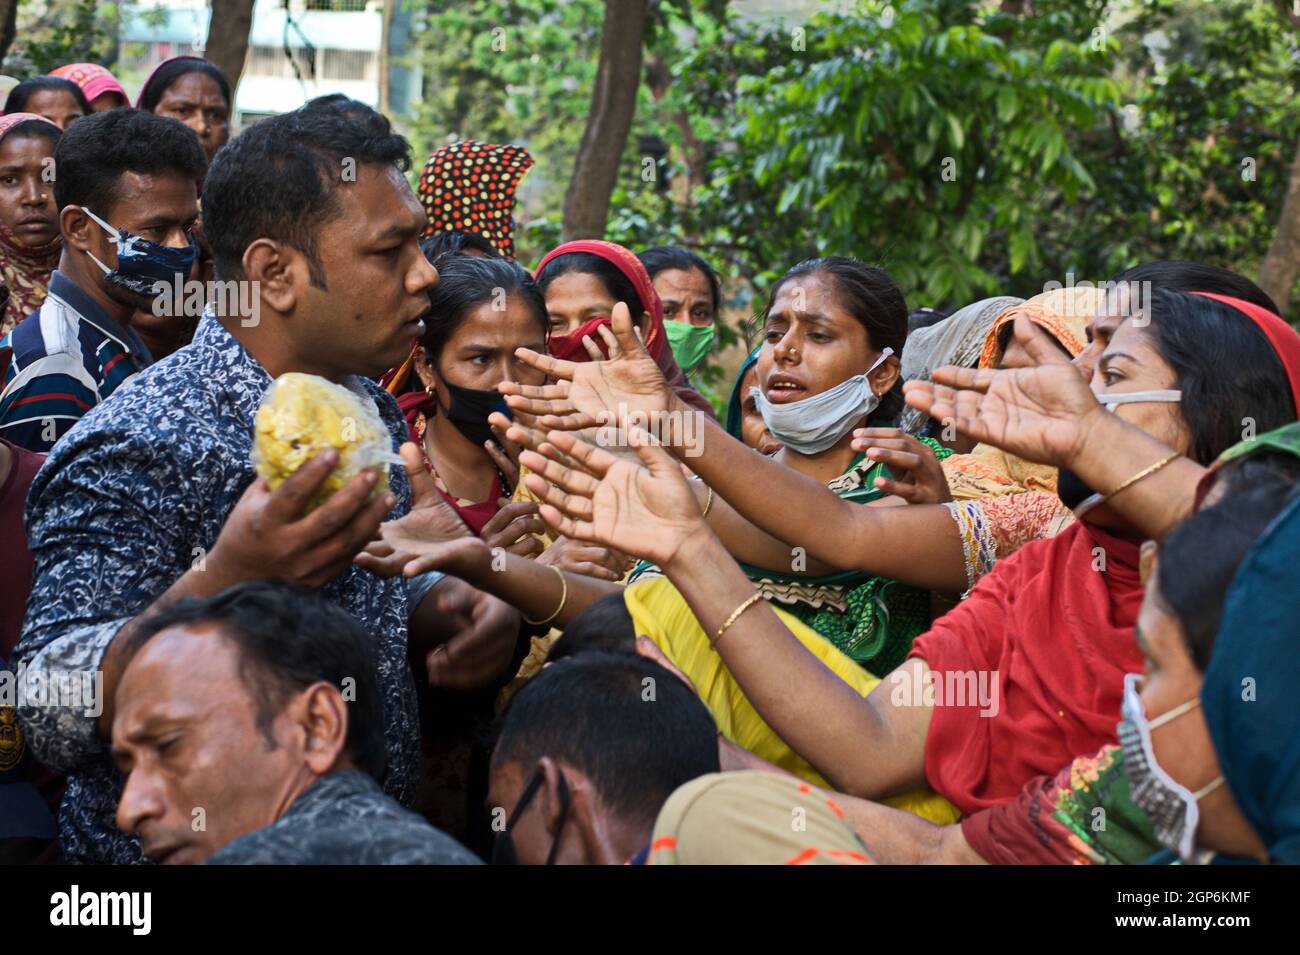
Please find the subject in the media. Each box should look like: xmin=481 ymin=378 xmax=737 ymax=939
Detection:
xmin=500 ymin=307 xmax=969 ymax=592
xmin=906 ymin=313 xmax=1206 ymax=541
xmin=518 ymin=426 xmax=934 ymax=798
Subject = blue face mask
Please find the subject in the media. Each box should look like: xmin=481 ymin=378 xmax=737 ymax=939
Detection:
xmin=80 ymin=206 xmax=198 ymax=299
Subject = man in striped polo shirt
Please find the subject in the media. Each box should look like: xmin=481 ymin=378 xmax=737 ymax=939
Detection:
xmin=0 ymin=109 xmax=207 ymax=452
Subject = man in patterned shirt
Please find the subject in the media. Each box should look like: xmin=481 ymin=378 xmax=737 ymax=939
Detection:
xmin=14 ymin=100 xmax=522 ymax=862
xmin=0 ymin=109 xmax=205 ymax=452
xmin=113 ymin=581 xmax=478 ymax=865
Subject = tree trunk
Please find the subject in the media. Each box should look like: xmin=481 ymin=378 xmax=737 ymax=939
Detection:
xmin=1257 ymin=134 xmax=1300 ymax=313
xmin=561 ymin=0 xmax=648 ymax=241
xmin=645 ymin=51 xmax=706 ymax=193
xmin=205 ymin=0 xmax=256 ymax=99
xmin=0 ymin=0 xmax=18 ymax=70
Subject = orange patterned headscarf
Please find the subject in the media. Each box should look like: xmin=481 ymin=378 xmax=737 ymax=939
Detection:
xmin=948 ymin=286 xmax=1107 ymax=500
xmin=417 ymin=141 xmax=534 ymax=258
xmin=977 ymin=286 xmax=1104 ymax=369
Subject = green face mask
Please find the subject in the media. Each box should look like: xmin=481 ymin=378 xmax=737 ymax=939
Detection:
xmin=665 ymin=320 xmax=715 ymax=373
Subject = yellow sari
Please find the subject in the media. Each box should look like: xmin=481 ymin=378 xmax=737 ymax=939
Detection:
xmin=624 ymin=576 xmax=961 ymax=826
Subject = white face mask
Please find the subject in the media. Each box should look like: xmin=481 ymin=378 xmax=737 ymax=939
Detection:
xmin=1118 ymin=672 xmax=1224 ymax=862
xmin=750 ymin=347 xmax=894 ymax=455
xmin=1068 ymin=389 xmax=1183 ymax=518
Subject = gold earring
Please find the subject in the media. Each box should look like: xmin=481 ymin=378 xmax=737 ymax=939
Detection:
xmin=425 ymin=382 xmax=435 ymax=399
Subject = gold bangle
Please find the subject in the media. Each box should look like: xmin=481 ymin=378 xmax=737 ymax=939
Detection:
xmin=701 ymin=485 xmax=715 ymax=520
xmin=1105 ymin=452 xmax=1180 ymax=501
xmin=712 ymin=592 xmax=764 ymax=647
xmin=524 ymin=564 xmax=568 ymax=626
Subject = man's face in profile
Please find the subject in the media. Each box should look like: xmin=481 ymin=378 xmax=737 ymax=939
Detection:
xmin=299 ymin=162 xmax=437 ymax=379
xmin=112 ymin=625 xmax=307 ymax=864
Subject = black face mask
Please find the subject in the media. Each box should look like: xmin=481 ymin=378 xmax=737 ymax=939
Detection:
xmin=437 ymin=379 xmax=512 ymax=450
xmin=491 ymin=767 xmax=571 ymax=866
xmin=1056 ymin=467 xmax=1096 ymax=511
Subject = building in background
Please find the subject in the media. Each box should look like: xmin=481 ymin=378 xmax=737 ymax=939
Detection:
xmin=119 ymin=0 xmax=420 ymax=128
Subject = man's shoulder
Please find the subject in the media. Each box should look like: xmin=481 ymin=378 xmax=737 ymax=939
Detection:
xmin=207 ymin=773 xmax=480 ymax=865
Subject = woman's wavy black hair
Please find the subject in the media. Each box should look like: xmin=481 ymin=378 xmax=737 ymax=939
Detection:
xmin=138 ymin=58 xmax=232 ymax=113
xmin=1146 ymin=289 xmax=1297 ymax=465
xmin=420 ymin=254 xmax=547 ymax=365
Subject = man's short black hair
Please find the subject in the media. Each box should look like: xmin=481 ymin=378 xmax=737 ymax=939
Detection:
xmin=493 ymin=651 xmax=719 ymax=828
xmin=545 ymin=593 xmax=635 ymax=662
xmin=201 ymin=100 xmax=412 ymax=285
xmin=52 ymin=108 xmax=207 ymax=213
xmin=121 ymin=580 xmax=387 ymax=781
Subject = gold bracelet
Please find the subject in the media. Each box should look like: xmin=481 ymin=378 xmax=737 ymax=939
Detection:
xmin=1105 ymin=452 xmax=1180 ymax=501
xmin=701 ymin=485 xmax=715 ymax=520
xmin=712 ymin=592 xmax=764 ymax=647
xmin=524 ymin=564 xmax=568 ymax=626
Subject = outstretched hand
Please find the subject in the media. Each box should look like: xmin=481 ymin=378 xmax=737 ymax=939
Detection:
xmin=903 ymin=314 xmax=1105 ymax=470
xmin=850 ymin=427 xmax=952 ymax=504
xmin=499 ymin=302 xmax=676 ymax=434
xmin=354 ymin=443 xmax=489 ymax=578
xmin=518 ymin=426 xmax=705 ymax=569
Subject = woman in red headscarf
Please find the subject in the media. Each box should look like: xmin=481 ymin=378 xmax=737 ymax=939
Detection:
xmin=0 ymin=114 xmax=61 ymax=337
xmin=534 ymin=239 xmax=714 ymax=416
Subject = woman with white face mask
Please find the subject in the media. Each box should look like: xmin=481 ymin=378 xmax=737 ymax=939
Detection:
xmin=623 ymin=256 xmax=945 ymax=678
xmin=950 ymin=434 xmax=1300 ymax=864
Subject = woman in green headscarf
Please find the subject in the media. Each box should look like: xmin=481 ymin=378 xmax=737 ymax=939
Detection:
xmin=724 ymin=346 xmax=782 ymax=455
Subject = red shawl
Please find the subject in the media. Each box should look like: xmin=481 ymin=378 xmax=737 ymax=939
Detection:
xmin=535 ymin=239 xmax=667 ymax=362
xmin=908 ymin=520 xmax=1144 ymax=814
xmin=533 ymin=239 xmax=713 ymax=415
xmin=395 ymin=391 xmax=502 ymax=536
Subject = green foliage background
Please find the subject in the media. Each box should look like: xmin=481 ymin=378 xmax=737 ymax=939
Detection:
xmin=407 ymin=0 xmax=1299 ymax=330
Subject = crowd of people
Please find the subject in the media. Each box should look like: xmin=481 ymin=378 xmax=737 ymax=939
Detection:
xmin=1 ymin=55 xmax=1297 ymax=867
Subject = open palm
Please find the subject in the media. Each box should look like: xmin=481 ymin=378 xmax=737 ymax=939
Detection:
xmin=354 ymin=443 xmax=486 ymax=577
xmin=518 ymin=427 xmax=705 ymax=569
xmin=904 ymin=314 xmax=1105 ymax=470
xmin=500 ymin=302 xmax=674 ymax=432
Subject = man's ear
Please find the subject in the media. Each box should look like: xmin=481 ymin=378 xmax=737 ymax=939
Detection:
xmin=294 ymin=682 xmax=350 ymax=775
xmin=536 ymin=756 xmax=571 ymax=837
xmin=60 ymin=204 xmax=97 ymax=253
xmin=242 ymin=238 xmax=300 ymax=315
xmin=870 ymin=353 xmax=901 ymax=396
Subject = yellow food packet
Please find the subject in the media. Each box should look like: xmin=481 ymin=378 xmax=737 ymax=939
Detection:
xmin=252 ymin=372 xmax=399 ymax=512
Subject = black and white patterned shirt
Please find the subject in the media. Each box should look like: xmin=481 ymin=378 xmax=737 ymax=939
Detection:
xmin=206 ymin=770 xmax=480 ymax=865
xmin=14 ymin=314 xmax=423 ymax=863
